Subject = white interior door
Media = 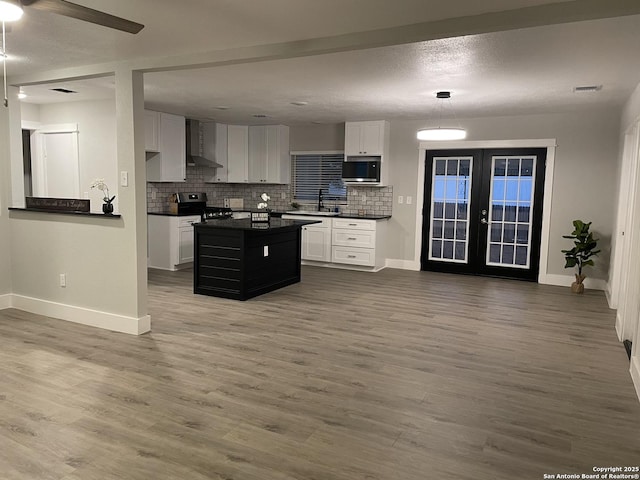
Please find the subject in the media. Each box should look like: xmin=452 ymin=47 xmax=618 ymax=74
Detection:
xmin=32 ymin=125 xmax=80 ymax=198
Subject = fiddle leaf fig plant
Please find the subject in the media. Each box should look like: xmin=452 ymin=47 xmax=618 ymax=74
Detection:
xmin=561 ymin=219 xmax=600 ymax=293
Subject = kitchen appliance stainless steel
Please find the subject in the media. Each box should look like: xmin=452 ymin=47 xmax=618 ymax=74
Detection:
xmin=171 ymin=192 xmax=233 ymax=220
xmin=341 ymin=157 xmax=381 ymax=184
xmin=186 ymin=120 xmax=223 ymax=168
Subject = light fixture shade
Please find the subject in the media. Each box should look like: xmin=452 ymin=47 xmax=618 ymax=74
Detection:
xmin=0 ymin=0 xmax=23 ymax=22
xmin=417 ymin=127 xmax=467 ymax=141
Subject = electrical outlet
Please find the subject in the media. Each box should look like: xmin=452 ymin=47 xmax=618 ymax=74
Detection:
xmin=120 ymin=171 xmax=128 ymax=187
xmin=59 ymin=274 xmax=66 ymax=288
xmin=151 ymin=191 xmax=156 ymax=200
xmin=406 ymin=196 xmax=412 ymax=205
xmin=281 ymin=192 xmax=286 ymax=200
xmin=398 ymin=196 xmax=404 ymax=204
xmin=361 ymin=194 xmax=367 ymax=202
xmin=263 ymin=245 xmax=269 ymax=257
xmin=83 ymin=191 xmax=89 ymax=199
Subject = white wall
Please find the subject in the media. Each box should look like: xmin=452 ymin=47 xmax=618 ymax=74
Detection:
xmin=37 ymin=100 xmax=118 ymax=213
xmin=0 ymin=101 xmax=13 ymax=303
xmin=386 ymin=109 xmax=621 ymax=280
xmin=5 ymin=73 xmax=149 ymax=335
xmin=290 ymin=124 xmax=345 ymax=151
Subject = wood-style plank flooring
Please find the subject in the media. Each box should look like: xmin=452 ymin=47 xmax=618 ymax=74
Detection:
xmin=1 ymin=266 xmax=639 ymax=479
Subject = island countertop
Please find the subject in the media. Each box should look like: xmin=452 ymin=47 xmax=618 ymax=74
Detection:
xmin=194 ymin=218 xmax=320 ymax=230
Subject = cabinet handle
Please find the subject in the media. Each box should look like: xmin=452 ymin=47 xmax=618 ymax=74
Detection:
xmin=348 ymin=223 xmax=357 ymax=226
xmin=348 ymin=237 xmax=357 ymax=240
xmin=347 ymin=255 xmax=356 ymax=258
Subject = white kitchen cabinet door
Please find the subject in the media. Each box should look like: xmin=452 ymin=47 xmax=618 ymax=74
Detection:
xmin=227 ymin=125 xmax=249 ymax=183
xmin=248 ymin=125 xmax=267 ymax=183
xmin=302 ymin=226 xmax=331 ymax=262
xmin=146 ymin=112 xmax=186 ymax=182
xmin=202 ymin=122 xmax=228 ymax=183
xmin=344 ymin=121 xmax=387 ymax=156
xmin=266 ymin=125 xmax=290 ymax=184
xmin=144 ymin=110 xmax=160 ymax=152
xmin=178 ymin=227 xmax=195 ymax=263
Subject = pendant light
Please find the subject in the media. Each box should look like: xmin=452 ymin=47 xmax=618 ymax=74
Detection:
xmin=417 ymin=91 xmax=467 ymax=141
xmin=0 ymin=0 xmax=23 ymax=22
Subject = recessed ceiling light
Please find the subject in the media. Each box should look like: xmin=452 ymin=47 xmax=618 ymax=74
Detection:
xmin=573 ymin=85 xmax=602 ymax=93
xmin=311 ymin=121 xmax=323 ymax=125
xmin=214 ymin=106 xmax=230 ymax=110
xmin=290 ymin=101 xmax=308 ymax=106
xmin=252 ymin=114 xmax=269 ymax=118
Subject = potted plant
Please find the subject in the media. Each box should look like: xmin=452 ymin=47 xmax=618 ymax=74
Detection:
xmin=562 ymin=219 xmax=600 ymax=294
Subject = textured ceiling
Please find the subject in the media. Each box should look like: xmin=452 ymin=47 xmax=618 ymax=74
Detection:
xmin=9 ymin=1 xmax=640 ymax=124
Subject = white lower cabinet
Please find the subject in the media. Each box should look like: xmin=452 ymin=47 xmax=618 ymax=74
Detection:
xmin=282 ymin=214 xmax=387 ymax=270
xmin=148 ymin=215 xmax=201 ymax=271
xmin=331 ymin=218 xmax=379 ymax=268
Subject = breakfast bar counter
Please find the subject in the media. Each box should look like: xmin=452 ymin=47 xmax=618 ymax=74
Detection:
xmin=194 ymin=218 xmax=319 ymax=300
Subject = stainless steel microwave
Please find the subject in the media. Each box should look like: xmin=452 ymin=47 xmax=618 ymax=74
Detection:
xmin=341 ymin=157 xmax=381 ymax=184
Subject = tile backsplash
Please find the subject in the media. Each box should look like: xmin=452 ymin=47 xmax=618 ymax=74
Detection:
xmin=147 ymin=166 xmax=393 ymax=216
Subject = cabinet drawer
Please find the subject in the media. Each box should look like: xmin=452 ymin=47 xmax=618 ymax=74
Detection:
xmin=332 ymin=246 xmax=375 ymax=266
xmin=179 ymin=216 xmax=201 ymax=227
xmin=332 ymin=230 xmax=375 ymax=248
xmin=333 ymin=218 xmax=376 ymax=231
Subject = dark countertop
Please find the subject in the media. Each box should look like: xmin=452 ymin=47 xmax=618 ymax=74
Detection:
xmin=148 ymin=211 xmax=202 ymax=217
xmin=195 ymin=218 xmax=320 ymax=231
xmin=274 ymin=211 xmax=391 ymax=220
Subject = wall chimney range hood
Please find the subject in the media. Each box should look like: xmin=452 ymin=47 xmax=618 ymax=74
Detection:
xmin=186 ymin=119 xmax=223 ymax=168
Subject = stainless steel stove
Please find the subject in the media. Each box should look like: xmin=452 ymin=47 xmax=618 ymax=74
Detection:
xmin=174 ymin=192 xmax=233 ymax=220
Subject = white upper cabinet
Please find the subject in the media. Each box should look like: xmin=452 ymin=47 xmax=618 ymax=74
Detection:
xmin=227 ymin=125 xmax=249 ymax=183
xmin=344 ymin=120 xmax=389 ymax=156
xmin=202 ymin=122 xmax=228 ymax=183
xmin=146 ymin=111 xmax=186 ymax=183
xmin=144 ymin=110 xmax=160 ymax=152
xmin=248 ymin=125 xmax=290 ymax=184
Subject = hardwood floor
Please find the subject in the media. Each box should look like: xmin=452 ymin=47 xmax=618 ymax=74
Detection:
xmin=1 ymin=266 xmax=639 ymax=479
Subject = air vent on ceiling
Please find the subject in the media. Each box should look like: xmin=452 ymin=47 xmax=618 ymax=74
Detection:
xmin=573 ymin=85 xmax=602 ymax=93
xmin=50 ymin=88 xmax=78 ymax=94
xmin=252 ymin=114 xmax=269 ymax=118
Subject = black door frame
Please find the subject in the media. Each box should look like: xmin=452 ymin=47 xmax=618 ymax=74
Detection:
xmin=420 ymin=148 xmax=547 ymax=281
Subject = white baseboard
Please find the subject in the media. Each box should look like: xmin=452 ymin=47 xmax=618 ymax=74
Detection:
xmin=604 ymin=286 xmax=615 ymax=309
xmin=538 ymin=273 xmax=607 ymax=291
xmin=616 ymin=312 xmax=624 ymax=341
xmin=631 ymin=356 xmax=640 ymax=403
xmin=11 ymin=294 xmax=150 ymax=335
xmin=385 ymin=259 xmax=421 ymax=271
xmin=0 ymin=294 xmax=11 ymax=310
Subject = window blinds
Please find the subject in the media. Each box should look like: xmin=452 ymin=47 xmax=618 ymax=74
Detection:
xmin=291 ymin=153 xmax=347 ymax=201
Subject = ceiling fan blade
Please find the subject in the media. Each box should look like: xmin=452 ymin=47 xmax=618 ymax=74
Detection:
xmin=23 ymin=0 xmax=144 ymax=34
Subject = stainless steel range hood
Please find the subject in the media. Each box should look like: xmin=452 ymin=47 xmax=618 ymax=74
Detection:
xmin=186 ymin=119 xmax=223 ymax=168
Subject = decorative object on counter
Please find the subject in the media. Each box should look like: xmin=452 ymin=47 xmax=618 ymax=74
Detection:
xmin=254 ymin=192 xmax=271 ymax=223
xmin=562 ymin=219 xmax=600 ymax=294
xmin=290 ymin=201 xmax=300 ymax=210
xmin=416 ymin=91 xmax=467 ymax=141
xmin=90 ymin=178 xmax=116 ymax=215
xmin=25 ymin=196 xmax=90 ymax=213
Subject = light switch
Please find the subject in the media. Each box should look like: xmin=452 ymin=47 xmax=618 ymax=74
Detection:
xmin=406 ymin=196 xmax=412 ymax=205
xmin=398 ymin=196 xmax=404 ymax=204
xmin=263 ymin=245 xmax=269 ymax=257
xmin=120 ymin=171 xmax=129 ymax=187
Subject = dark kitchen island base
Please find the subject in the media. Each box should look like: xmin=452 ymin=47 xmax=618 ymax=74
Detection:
xmin=194 ymin=218 xmax=318 ymax=300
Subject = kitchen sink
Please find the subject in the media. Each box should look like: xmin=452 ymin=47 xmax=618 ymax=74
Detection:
xmin=284 ymin=210 xmax=340 ymax=216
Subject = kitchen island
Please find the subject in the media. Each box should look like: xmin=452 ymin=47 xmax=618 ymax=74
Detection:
xmin=194 ymin=218 xmax=319 ymax=300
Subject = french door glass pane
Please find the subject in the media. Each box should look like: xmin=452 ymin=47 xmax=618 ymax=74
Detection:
xmin=429 ymin=157 xmax=472 ymax=263
xmin=486 ymin=155 xmax=536 ymax=269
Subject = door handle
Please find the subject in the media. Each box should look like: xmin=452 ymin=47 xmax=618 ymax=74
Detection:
xmin=480 ymin=218 xmax=489 ymax=225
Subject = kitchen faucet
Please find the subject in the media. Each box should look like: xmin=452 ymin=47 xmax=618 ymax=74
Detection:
xmin=318 ymin=189 xmax=324 ymax=211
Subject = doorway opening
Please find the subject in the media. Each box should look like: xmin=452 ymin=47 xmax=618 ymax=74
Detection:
xmin=421 ymin=148 xmax=547 ymax=281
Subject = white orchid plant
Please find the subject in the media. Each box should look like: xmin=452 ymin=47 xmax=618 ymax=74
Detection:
xmin=257 ymin=193 xmax=270 ymax=210
xmin=90 ymin=178 xmax=116 ymax=204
